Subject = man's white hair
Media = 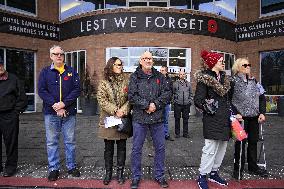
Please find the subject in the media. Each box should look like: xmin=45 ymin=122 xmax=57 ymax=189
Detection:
xmin=50 ymin=45 xmax=64 ymax=55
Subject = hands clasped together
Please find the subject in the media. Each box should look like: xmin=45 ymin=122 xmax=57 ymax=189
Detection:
xmin=146 ymin=103 xmax=156 ymax=114
xmin=52 ymin=101 xmax=67 ymax=117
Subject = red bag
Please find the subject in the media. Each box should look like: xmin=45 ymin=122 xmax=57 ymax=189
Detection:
xmin=231 ymin=116 xmax=247 ymax=141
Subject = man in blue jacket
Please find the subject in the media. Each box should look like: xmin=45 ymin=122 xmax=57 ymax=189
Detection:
xmin=128 ymin=51 xmax=172 ymax=189
xmin=38 ymin=45 xmax=81 ymax=181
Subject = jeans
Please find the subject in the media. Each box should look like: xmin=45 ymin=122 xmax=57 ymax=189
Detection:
xmin=131 ymin=122 xmax=165 ymax=180
xmin=44 ymin=114 xmax=77 ymax=172
xmin=163 ymin=104 xmax=171 ymax=137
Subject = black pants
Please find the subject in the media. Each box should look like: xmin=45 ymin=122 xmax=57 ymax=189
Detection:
xmin=104 ymin=139 xmax=126 ymax=170
xmin=0 ymin=110 xmax=19 ymax=172
xmin=234 ymin=116 xmax=259 ymax=172
xmin=174 ymin=104 xmax=190 ymax=136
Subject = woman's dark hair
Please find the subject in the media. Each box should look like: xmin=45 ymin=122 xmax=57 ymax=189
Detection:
xmin=104 ymin=57 xmax=122 ymax=80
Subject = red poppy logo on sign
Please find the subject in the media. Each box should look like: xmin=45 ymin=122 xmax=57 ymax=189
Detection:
xmin=208 ymin=19 xmax=218 ymax=33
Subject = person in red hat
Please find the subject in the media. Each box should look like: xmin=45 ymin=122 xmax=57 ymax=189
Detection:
xmin=194 ymin=50 xmax=232 ymax=189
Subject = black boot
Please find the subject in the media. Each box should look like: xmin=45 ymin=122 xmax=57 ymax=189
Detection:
xmin=103 ymin=169 xmax=112 ymax=185
xmin=117 ymin=166 xmax=125 ymax=184
xmin=117 ymin=139 xmax=126 ymax=185
xmin=103 ymin=140 xmax=114 ymax=185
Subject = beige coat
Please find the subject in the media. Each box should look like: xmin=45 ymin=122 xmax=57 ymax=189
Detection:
xmin=97 ymin=74 xmax=130 ymax=140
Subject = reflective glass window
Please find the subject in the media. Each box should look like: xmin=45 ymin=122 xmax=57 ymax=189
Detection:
xmin=6 ymin=0 xmax=36 ymax=14
xmin=0 ymin=48 xmax=4 ymax=65
xmin=149 ymin=2 xmax=167 ymax=7
xmin=5 ymin=49 xmax=35 ymax=112
xmin=26 ymin=95 xmax=35 ymax=112
xmin=149 ymin=48 xmax=167 ymax=57
xmin=129 ymin=2 xmax=147 ymax=7
xmin=72 ymin=51 xmax=78 ymax=70
xmin=153 ymin=58 xmax=167 ymax=66
xmin=65 ymin=50 xmax=86 ymax=112
xmin=261 ymin=0 xmax=284 ymax=15
xmin=65 ymin=53 xmax=72 ymax=66
xmin=107 ymin=47 xmax=189 ymax=73
xmin=169 ymin=58 xmax=186 ymax=67
xmin=105 ymin=0 xmax=126 ymax=9
xmin=129 ymin=47 xmax=148 ymax=57
xmin=60 ymin=0 xmax=100 ymax=20
xmin=169 ymin=49 xmax=186 ymax=57
xmin=193 ymin=0 xmax=236 ymax=20
xmin=261 ymin=50 xmax=284 ymax=95
xmin=6 ymin=49 xmax=34 ymax=94
xmin=170 ymin=0 xmax=191 ymax=9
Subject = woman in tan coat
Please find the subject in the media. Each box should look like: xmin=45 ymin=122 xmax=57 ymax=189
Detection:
xmin=97 ymin=57 xmax=130 ymax=185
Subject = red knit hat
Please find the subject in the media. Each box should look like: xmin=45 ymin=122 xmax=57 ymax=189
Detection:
xmin=201 ymin=50 xmax=223 ymax=69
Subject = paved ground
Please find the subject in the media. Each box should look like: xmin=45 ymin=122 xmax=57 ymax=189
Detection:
xmin=1 ymin=113 xmax=284 ymax=188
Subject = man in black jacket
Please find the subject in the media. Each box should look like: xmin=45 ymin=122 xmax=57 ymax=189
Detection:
xmin=160 ymin=66 xmax=174 ymax=141
xmin=0 ymin=63 xmax=27 ymax=177
xmin=128 ymin=51 xmax=171 ymax=189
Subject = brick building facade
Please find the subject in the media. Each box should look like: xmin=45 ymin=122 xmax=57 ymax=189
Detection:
xmin=0 ymin=0 xmax=283 ymax=113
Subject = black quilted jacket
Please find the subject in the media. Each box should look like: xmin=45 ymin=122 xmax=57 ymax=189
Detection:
xmin=128 ymin=66 xmax=172 ymax=125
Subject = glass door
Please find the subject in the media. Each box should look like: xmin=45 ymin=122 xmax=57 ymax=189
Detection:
xmin=65 ymin=50 xmax=86 ymax=112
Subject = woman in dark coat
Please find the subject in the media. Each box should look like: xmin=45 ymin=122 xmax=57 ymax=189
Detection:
xmin=231 ymin=58 xmax=267 ymax=179
xmin=194 ymin=50 xmax=232 ymax=189
xmin=97 ymin=57 xmax=130 ymax=185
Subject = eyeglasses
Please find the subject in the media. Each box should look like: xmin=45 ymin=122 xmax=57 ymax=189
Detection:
xmin=113 ymin=63 xmax=123 ymax=67
xmin=52 ymin=53 xmax=64 ymax=57
xmin=141 ymin=57 xmax=152 ymax=61
xmin=242 ymin=64 xmax=251 ymax=68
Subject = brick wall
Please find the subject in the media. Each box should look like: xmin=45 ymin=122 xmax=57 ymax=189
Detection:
xmin=1 ymin=0 xmax=284 ymax=112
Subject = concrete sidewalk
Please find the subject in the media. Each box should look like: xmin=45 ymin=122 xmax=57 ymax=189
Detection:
xmin=1 ymin=113 xmax=284 ymax=187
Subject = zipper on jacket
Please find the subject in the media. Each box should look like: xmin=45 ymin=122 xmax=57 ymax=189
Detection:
xmin=59 ymin=74 xmax=62 ymax=102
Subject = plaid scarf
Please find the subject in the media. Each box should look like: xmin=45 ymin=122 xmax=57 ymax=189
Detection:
xmin=0 ymin=71 xmax=8 ymax=80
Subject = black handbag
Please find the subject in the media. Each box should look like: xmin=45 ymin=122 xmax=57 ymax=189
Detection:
xmin=117 ymin=115 xmax=133 ymax=137
xmin=203 ymin=99 xmax=218 ymax=115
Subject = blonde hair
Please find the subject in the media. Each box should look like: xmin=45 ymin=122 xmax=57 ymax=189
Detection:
xmin=232 ymin=58 xmax=249 ymax=75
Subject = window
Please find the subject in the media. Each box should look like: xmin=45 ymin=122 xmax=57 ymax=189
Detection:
xmin=261 ymin=50 xmax=284 ymax=95
xmin=127 ymin=0 xmax=169 ymax=7
xmin=105 ymin=0 xmax=126 ymax=9
xmin=0 ymin=0 xmax=36 ymax=15
xmin=60 ymin=0 xmax=99 ymax=20
xmin=261 ymin=0 xmax=284 ymax=16
xmin=261 ymin=50 xmax=284 ymax=114
xmin=65 ymin=50 xmax=86 ymax=112
xmin=106 ymin=47 xmax=191 ymax=79
xmin=212 ymin=50 xmax=235 ymax=75
xmin=0 ymin=48 xmax=4 ymax=65
xmin=170 ymin=0 xmax=191 ymax=9
xmin=60 ymin=0 xmax=236 ymax=20
xmin=193 ymin=0 xmax=236 ymax=21
xmin=0 ymin=48 xmax=35 ymax=112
